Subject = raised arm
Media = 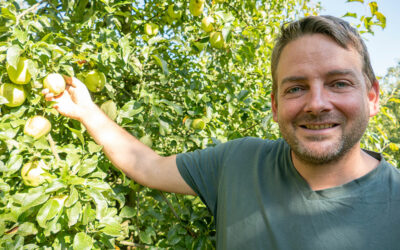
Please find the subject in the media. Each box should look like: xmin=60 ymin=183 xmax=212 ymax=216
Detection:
xmin=43 ymin=76 xmax=195 ymax=195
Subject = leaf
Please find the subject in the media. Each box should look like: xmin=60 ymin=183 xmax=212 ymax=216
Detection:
xmin=36 ymin=199 xmax=62 ymax=228
xmin=100 ymin=220 xmax=123 ymax=237
xmin=346 ymin=0 xmax=364 ymax=3
xmin=369 ymin=1 xmax=378 ymax=14
xmin=120 ymin=206 xmax=136 ymax=218
xmin=1 ymin=154 xmax=23 ymax=174
xmin=73 ymin=232 xmax=93 ymax=250
xmin=17 ymin=222 xmax=38 ymax=236
xmin=65 ymin=187 xmax=79 ymax=207
xmin=343 ymin=12 xmax=357 ymax=18
xmin=78 ymin=156 xmax=98 ymax=176
xmin=6 ymin=45 xmax=22 ymax=69
xmin=67 ymin=201 xmax=82 ymax=227
xmin=87 ymin=141 xmax=103 ymax=154
xmin=152 ymin=54 xmax=169 ymax=76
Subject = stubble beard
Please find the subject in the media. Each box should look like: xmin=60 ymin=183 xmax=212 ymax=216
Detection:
xmin=279 ymin=112 xmax=369 ymax=166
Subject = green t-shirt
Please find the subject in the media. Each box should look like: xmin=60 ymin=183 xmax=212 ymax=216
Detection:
xmin=177 ymin=137 xmax=400 ymax=249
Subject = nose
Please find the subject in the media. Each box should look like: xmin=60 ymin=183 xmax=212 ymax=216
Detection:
xmin=304 ymin=84 xmax=332 ymax=115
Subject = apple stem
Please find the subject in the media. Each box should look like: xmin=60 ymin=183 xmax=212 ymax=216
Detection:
xmin=47 ymin=134 xmax=60 ymax=162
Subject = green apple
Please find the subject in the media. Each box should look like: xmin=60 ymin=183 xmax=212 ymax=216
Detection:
xmin=139 ymin=135 xmax=153 ymax=148
xmin=168 ymin=4 xmax=182 ymax=20
xmin=21 ymin=160 xmax=51 ymax=187
xmin=43 ymin=73 xmax=66 ymax=96
xmin=189 ymin=0 xmax=205 ymax=16
xmin=24 ymin=116 xmax=51 ymax=140
xmin=6 ymin=57 xmax=31 ymax=85
xmin=84 ymin=70 xmax=106 ymax=92
xmin=210 ymin=31 xmax=225 ymax=49
xmin=144 ymin=23 xmax=159 ymax=36
xmin=0 ymin=83 xmax=26 ymax=107
xmin=192 ymin=118 xmax=206 ymax=130
xmin=201 ymin=16 xmax=214 ymax=32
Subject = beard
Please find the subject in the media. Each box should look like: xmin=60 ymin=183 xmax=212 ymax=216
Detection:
xmin=279 ymin=111 xmax=369 ymax=165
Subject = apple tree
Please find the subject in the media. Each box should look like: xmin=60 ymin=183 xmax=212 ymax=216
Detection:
xmin=0 ymin=0 xmax=390 ymax=249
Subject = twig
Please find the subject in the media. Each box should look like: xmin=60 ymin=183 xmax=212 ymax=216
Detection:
xmin=118 ymin=241 xmax=149 ymax=248
xmin=158 ymin=191 xmax=197 ymax=237
xmin=47 ymin=134 xmax=60 ymax=161
xmin=16 ymin=0 xmax=45 ymax=25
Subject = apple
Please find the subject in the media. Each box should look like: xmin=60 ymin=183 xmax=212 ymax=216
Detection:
xmin=100 ymin=100 xmax=117 ymax=120
xmin=192 ymin=118 xmax=206 ymax=130
xmin=189 ymin=0 xmax=205 ymax=16
xmin=167 ymin=4 xmax=182 ymax=20
xmin=84 ymin=70 xmax=106 ymax=92
xmin=0 ymin=83 xmax=26 ymax=107
xmin=201 ymin=16 xmax=214 ymax=32
xmin=139 ymin=135 xmax=153 ymax=148
xmin=43 ymin=73 xmax=66 ymax=96
xmin=210 ymin=31 xmax=225 ymax=49
xmin=6 ymin=57 xmax=31 ymax=85
xmin=24 ymin=116 xmax=51 ymax=140
xmin=144 ymin=23 xmax=159 ymax=36
xmin=21 ymin=160 xmax=51 ymax=187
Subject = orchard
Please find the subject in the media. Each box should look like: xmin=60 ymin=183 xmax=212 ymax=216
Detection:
xmin=0 ymin=0 xmax=396 ymax=249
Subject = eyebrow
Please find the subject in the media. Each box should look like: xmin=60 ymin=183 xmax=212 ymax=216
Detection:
xmin=280 ymin=69 xmax=357 ymax=86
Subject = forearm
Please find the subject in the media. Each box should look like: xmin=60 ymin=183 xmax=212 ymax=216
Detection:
xmin=79 ymin=104 xmax=160 ymax=182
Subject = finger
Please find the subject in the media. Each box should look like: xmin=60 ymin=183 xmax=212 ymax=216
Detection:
xmin=63 ymin=75 xmax=75 ymax=87
xmin=44 ymin=92 xmax=55 ymax=101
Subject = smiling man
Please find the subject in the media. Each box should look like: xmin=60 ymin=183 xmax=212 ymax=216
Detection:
xmin=44 ymin=15 xmax=400 ymax=249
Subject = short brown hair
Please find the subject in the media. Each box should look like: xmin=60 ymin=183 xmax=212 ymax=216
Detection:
xmin=271 ymin=15 xmax=376 ymax=95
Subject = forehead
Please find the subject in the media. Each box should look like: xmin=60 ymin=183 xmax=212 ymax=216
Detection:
xmin=276 ymin=34 xmax=363 ymax=86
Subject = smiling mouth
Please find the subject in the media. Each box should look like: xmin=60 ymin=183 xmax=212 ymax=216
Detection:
xmin=300 ymin=124 xmax=338 ymax=130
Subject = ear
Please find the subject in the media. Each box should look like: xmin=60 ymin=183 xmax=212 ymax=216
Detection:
xmin=271 ymin=93 xmax=278 ymax=122
xmin=368 ymin=80 xmax=380 ymax=117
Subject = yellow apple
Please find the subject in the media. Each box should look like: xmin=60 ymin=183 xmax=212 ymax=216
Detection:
xmin=21 ymin=160 xmax=51 ymax=187
xmin=24 ymin=116 xmax=51 ymax=140
xmin=84 ymin=70 xmax=106 ymax=92
xmin=43 ymin=73 xmax=66 ymax=96
xmin=6 ymin=57 xmax=31 ymax=85
xmin=201 ymin=16 xmax=214 ymax=32
xmin=189 ymin=0 xmax=205 ymax=16
xmin=210 ymin=31 xmax=225 ymax=49
xmin=0 ymin=83 xmax=26 ymax=107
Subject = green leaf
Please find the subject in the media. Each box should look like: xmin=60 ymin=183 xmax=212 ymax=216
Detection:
xmin=100 ymin=220 xmax=123 ymax=237
xmin=346 ymin=0 xmax=364 ymax=3
xmin=87 ymin=141 xmax=103 ymax=154
xmin=65 ymin=187 xmax=79 ymax=207
xmin=78 ymin=156 xmax=98 ymax=176
xmin=6 ymin=45 xmax=21 ymax=69
xmin=152 ymin=54 xmax=169 ymax=76
xmin=343 ymin=12 xmax=357 ymax=18
xmin=120 ymin=206 xmax=136 ymax=218
xmin=17 ymin=222 xmax=38 ymax=236
xmin=67 ymin=201 xmax=82 ymax=227
xmin=73 ymin=232 xmax=93 ymax=250
xmin=369 ymin=1 xmax=378 ymax=14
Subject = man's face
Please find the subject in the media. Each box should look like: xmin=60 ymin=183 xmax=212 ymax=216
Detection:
xmin=271 ymin=34 xmax=379 ymax=165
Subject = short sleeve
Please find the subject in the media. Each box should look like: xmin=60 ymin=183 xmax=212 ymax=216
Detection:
xmin=176 ymin=139 xmax=245 ymax=215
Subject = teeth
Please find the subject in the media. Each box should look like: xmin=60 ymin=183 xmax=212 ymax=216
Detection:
xmin=304 ymin=124 xmax=335 ymax=130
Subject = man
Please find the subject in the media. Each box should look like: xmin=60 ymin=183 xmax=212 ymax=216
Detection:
xmin=44 ymin=15 xmax=400 ymax=249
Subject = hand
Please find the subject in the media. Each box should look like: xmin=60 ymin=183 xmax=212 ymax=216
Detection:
xmin=43 ymin=76 xmax=97 ymax=121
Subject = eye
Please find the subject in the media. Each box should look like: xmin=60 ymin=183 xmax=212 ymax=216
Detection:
xmin=332 ymin=81 xmax=350 ymax=89
xmin=286 ymin=86 xmax=304 ymax=94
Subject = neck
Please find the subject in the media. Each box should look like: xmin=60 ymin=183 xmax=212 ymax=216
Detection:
xmin=291 ymin=144 xmax=379 ymax=191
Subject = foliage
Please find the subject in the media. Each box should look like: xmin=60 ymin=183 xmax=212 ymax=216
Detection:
xmin=0 ymin=0 xmax=392 ymax=249
xmin=362 ymin=62 xmax=400 ymax=167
